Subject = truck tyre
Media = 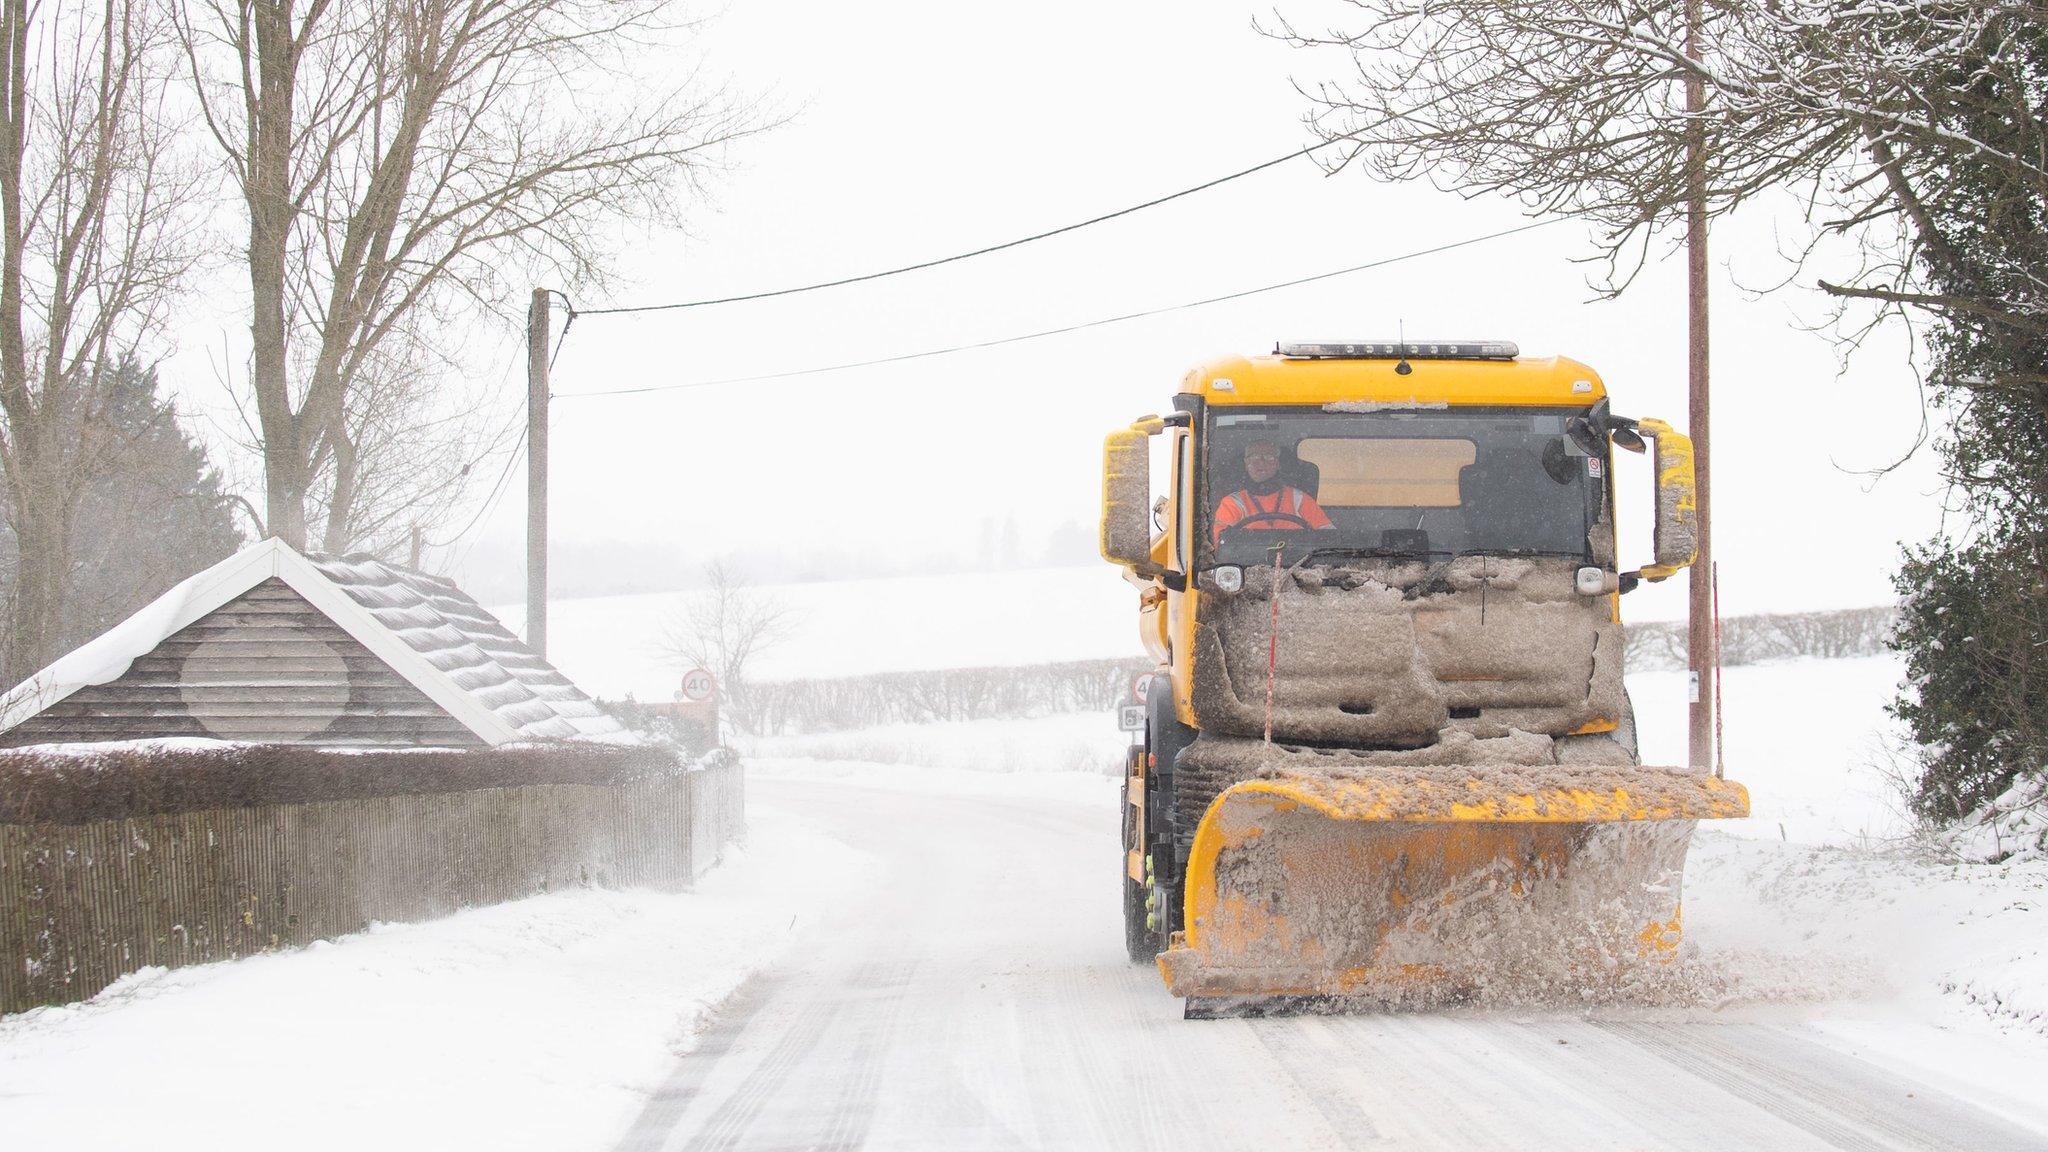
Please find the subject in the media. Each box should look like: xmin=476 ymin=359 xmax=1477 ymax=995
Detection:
xmin=1145 ymin=674 xmax=1197 ymax=951
xmin=1121 ymin=750 xmax=1156 ymax=963
xmin=1124 ymin=873 xmax=1154 ymax=963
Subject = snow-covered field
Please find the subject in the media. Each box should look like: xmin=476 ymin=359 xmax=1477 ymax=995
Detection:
xmin=1636 ymin=654 xmax=1917 ymax=846
xmin=499 ymin=565 xmax=1135 ymax=701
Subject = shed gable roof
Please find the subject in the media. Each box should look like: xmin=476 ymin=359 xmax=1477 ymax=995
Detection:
xmin=0 ymin=538 xmax=624 ymax=745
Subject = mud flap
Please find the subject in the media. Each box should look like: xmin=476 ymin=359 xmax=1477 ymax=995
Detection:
xmin=1156 ymin=766 xmax=1749 ymax=1001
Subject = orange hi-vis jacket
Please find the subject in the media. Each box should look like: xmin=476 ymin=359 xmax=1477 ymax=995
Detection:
xmin=1212 ymin=487 xmax=1334 ymax=541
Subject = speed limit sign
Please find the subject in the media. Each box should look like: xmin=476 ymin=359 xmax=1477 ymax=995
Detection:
xmin=1131 ymin=672 xmax=1155 ymax=704
xmin=678 ymin=667 xmax=716 ymax=703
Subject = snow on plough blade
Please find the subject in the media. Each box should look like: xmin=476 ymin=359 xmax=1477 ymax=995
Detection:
xmin=1157 ymin=766 xmax=1750 ymax=1005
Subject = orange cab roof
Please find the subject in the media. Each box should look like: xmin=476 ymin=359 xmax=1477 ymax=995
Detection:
xmin=1179 ymin=351 xmax=1607 ymax=408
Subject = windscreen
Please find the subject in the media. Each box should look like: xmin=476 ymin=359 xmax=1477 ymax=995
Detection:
xmin=1202 ymin=407 xmax=1599 ymax=566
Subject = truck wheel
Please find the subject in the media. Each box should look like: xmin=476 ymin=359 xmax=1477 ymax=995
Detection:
xmin=1145 ymin=673 xmax=1196 ymax=951
xmin=1124 ymin=871 xmax=1155 ymax=963
xmin=1121 ymin=757 xmax=1156 ymax=963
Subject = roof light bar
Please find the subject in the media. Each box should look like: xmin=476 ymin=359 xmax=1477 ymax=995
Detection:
xmin=1275 ymin=340 xmax=1520 ymax=360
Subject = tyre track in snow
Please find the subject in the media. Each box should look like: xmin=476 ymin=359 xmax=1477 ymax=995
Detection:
xmin=1249 ymin=1019 xmax=1384 ymax=1148
xmin=677 ymin=969 xmax=847 ymax=1152
xmin=614 ymin=972 xmax=789 ymax=1152
xmin=615 ymin=776 xmax=2048 ymax=1151
xmin=1092 ymin=964 xmax=1238 ymax=1150
xmin=1599 ymin=1021 xmax=2048 ymax=1151
xmin=1494 ymin=1018 xmax=1840 ymax=1150
xmin=815 ymin=959 xmax=920 ymax=1152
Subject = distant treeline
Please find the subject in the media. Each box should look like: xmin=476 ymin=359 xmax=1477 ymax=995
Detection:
xmin=731 ymin=606 xmax=1896 ymax=735
xmin=1622 ymin=606 xmax=1895 ymax=672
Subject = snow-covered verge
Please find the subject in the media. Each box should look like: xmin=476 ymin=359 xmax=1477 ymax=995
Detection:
xmin=1682 ymin=829 xmax=2048 ymax=1072
xmin=0 ymin=807 xmax=875 ymax=1152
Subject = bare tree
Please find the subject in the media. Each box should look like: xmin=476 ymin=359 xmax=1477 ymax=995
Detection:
xmin=0 ymin=0 xmax=201 ymax=681
xmin=657 ymin=561 xmax=792 ymax=735
xmin=177 ymin=0 xmax=759 ymax=552
xmin=1622 ymin=620 xmax=1686 ymax=671
xmin=1266 ymin=1 xmax=1843 ymax=291
xmin=1269 ymin=2 xmax=2047 ymax=320
xmin=310 ymin=318 xmax=507 ymax=556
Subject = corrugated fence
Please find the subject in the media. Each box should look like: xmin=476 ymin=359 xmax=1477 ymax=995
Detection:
xmin=0 ymin=760 xmax=744 ymax=1015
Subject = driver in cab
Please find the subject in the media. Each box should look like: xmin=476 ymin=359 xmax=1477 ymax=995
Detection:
xmin=1213 ymin=438 xmax=1334 ymax=541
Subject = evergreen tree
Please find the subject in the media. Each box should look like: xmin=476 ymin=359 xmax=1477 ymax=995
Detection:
xmin=0 ymin=360 xmax=243 ymax=679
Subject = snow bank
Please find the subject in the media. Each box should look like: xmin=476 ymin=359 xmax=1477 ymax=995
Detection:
xmin=1684 ymin=830 xmax=2048 ymax=1043
xmin=0 ymin=807 xmax=876 ymax=1152
xmin=1944 ymin=772 xmax=2048 ymax=864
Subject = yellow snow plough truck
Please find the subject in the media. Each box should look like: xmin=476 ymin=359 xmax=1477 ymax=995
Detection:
xmin=1102 ymin=341 xmax=1749 ymax=1016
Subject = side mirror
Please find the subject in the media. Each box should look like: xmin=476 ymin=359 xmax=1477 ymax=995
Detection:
xmin=1633 ymin=417 xmax=1697 ymax=581
xmin=1100 ymin=418 xmax=1164 ymax=577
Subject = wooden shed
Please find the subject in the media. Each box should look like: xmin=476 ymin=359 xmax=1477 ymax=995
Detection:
xmin=0 ymin=538 xmax=621 ymax=748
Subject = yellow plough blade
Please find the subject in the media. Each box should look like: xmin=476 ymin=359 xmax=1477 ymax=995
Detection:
xmin=1157 ymin=766 xmax=1749 ymax=1002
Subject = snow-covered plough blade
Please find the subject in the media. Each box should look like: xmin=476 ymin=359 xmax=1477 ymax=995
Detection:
xmin=1157 ymin=766 xmax=1749 ymax=1004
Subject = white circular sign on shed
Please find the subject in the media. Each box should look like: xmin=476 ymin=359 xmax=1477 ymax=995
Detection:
xmin=678 ymin=667 xmax=716 ymax=703
xmin=181 ymin=627 xmax=349 ymax=742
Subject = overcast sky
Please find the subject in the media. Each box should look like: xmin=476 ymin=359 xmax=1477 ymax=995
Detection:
xmin=164 ymin=0 xmax=1949 ymax=621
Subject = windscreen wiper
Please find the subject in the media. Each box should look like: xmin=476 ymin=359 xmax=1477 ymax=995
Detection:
xmin=1476 ymin=547 xmax=1589 ymax=560
xmin=1301 ymin=546 xmax=1452 ymax=565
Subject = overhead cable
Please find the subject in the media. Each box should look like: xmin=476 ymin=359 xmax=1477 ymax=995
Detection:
xmin=423 ymin=423 xmax=527 ymax=551
xmin=571 ymin=138 xmax=1348 ymax=316
xmin=553 ymin=217 xmax=1568 ymax=399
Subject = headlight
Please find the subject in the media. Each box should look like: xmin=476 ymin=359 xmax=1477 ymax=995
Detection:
xmin=1212 ymin=566 xmax=1243 ymax=593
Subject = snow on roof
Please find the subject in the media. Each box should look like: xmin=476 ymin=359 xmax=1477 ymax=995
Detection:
xmin=0 ymin=538 xmax=627 ymax=745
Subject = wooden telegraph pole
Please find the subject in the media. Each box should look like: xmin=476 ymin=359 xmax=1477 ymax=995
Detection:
xmin=525 ymin=288 xmax=550 ymax=658
xmin=1684 ymin=0 xmax=1715 ymax=771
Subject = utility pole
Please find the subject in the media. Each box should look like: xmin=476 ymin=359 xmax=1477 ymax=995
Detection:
xmin=1684 ymin=0 xmax=1714 ymax=771
xmin=526 ymin=288 xmax=550 ymax=658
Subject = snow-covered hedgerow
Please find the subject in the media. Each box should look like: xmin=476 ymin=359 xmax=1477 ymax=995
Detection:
xmin=0 ymin=740 xmax=693 ymax=825
xmin=1623 ymin=605 xmax=1895 ymax=671
xmin=738 ymin=657 xmax=1152 ymax=736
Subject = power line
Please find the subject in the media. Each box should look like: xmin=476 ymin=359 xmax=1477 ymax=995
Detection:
xmin=545 ymin=289 xmax=575 ymax=370
xmin=424 ymin=313 xmax=559 ymax=551
xmin=571 ymin=139 xmax=1347 ymax=316
xmin=425 ymin=422 xmax=527 ymax=551
xmin=553 ymin=217 xmax=1568 ymax=399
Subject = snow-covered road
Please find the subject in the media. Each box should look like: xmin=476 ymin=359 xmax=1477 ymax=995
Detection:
xmin=620 ymin=776 xmax=2048 ymax=1152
